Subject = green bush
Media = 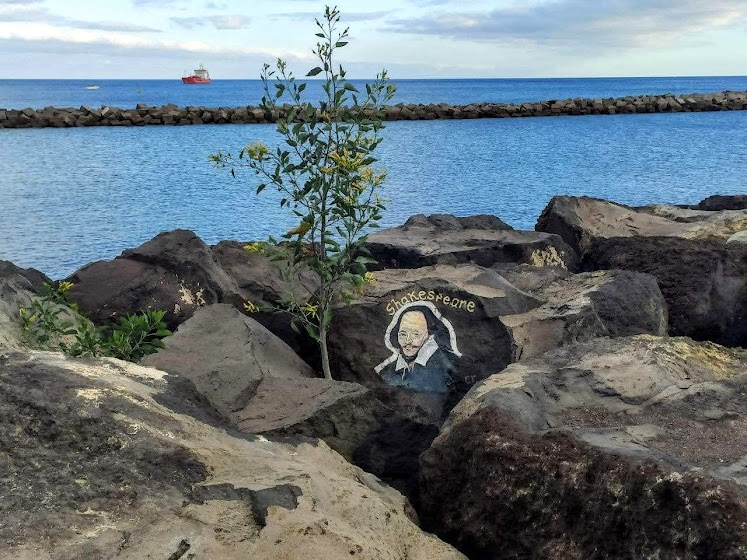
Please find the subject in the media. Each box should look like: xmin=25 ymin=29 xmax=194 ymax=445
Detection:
xmin=211 ymin=6 xmax=395 ymax=380
xmin=18 ymin=282 xmax=171 ymax=362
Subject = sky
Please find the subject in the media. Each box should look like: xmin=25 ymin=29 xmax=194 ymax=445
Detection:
xmin=1 ymin=0 xmax=746 ymax=79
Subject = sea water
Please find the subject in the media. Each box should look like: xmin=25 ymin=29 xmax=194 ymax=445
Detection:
xmin=1 ymin=77 xmax=746 ymax=278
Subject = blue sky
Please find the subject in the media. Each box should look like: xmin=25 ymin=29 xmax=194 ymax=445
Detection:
xmin=1 ymin=0 xmax=746 ymax=79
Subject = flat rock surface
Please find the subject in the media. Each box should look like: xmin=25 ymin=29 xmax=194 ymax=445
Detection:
xmin=0 ymin=350 xmax=465 ymax=560
xmin=537 ymin=195 xmax=747 ymax=254
xmin=367 ymin=213 xmax=578 ymax=270
xmin=142 ymin=303 xmax=315 ymax=416
xmin=421 ymin=335 xmax=747 ymax=559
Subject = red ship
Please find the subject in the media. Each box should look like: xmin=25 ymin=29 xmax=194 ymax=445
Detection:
xmin=182 ymin=64 xmax=211 ymax=84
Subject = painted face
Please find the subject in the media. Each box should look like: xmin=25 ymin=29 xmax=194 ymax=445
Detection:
xmin=397 ymin=311 xmax=429 ymax=358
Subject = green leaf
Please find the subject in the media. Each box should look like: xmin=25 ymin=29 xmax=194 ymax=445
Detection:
xmin=306 ymin=67 xmax=323 ymax=77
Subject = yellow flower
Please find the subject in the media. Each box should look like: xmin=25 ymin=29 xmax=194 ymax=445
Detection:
xmin=57 ymin=281 xmax=74 ymax=294
xmin=243 ymin=300 xmax=259 ymax=313
xmin=244 ymin=141 xmax=270 ymax=161
xmin=299 ymin=303 xmax=318 ymax=318
xmin=243 ymin=242 xmax=264 ymax=253
xmin=363 ymin=272 xmax=376 ymax=284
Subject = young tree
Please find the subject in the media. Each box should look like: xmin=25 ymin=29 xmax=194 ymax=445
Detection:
xmin=211 ymin=6 xmax=396 ymax=380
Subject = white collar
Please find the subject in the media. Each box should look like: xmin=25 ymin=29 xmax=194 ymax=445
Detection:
xmin=394 ymin=335 xmax=439 ymax=374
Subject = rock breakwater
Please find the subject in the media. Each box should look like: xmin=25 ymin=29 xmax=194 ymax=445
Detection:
xmin=1 ymin=90 xmax=745 ymax=128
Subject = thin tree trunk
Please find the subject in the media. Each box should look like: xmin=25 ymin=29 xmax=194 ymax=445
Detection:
xmin=319 ymin=326 xmax=332 ymax=380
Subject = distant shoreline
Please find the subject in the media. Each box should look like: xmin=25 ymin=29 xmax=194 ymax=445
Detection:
xmin=1 ymin=90 xmax=745 ymax=129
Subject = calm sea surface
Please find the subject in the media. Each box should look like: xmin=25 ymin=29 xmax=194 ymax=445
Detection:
xmin=1 ymin=77 xmax=746 ymax=278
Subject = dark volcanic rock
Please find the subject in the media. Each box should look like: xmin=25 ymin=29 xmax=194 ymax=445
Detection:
xmin=499 ymin=269 xmax=668 ymax=361
xmin=328 ymin=264 xmax=542 ymax=417
xmin=536 ymin=195 xmax=747 ymax=255
xmin=367 ymin=214 xmax=578 ymax=270
xmin=536 ymin=196 xmax=747 ymax=346
xmin=67 ymin=230 xmax=242 ymax=329
xmin=586 ymin=236 xmax=747 ymax=347
xmin=211 ymin=240 xmax=320 ymax=364
xmin=696 ymin=194 xmax=747 ymax=211
xmin=420 ymin=336 xmax=747 ymax=560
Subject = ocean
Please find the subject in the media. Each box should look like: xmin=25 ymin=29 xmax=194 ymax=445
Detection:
xmin=1 ymin=76 xmax=746 ymax=279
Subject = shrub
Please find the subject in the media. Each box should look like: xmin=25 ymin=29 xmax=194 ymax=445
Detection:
xmin=211 ymin=6 xmax=395 ymax=379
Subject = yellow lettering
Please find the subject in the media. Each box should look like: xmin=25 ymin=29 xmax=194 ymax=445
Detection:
xmin=418 ymin=290 xmax=426 ymax=300
xmin=442 ymin=295 xmax=450 ymax=305
xmin=451 ymin=298 xmax=460 ymax=308
xmin=467 ymin=301 xmax=476 ymax=313
xmin=386 ymin=303 xmax=395 ymax=315
xmin=435 ymin=293 xmax=443 ymax=302
xmin=428 ymin=291 xmax=435 ymax=301
xmin=458 ymin=300 xmax=467 ymax=309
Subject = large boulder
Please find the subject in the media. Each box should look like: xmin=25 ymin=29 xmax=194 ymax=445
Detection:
xmin=328 ymin=264 xmax=542 ymax=415
xmin=66 ymin=230 xmax=242 ymax=329
xmin=536 ymin=195 xmax=747 ymax=255
xmin=329 ymin=264 xmax=668 ymax=417
xmin=499 ymin=269 xmax=668 ymax=361
xmin=536 ymin=196 xmax=747 ymax=346
xmin=0 ymin=349 xmax=465 ymax=560
xmin=142 ymin=304 xmax=315 ymax=415
xmin=211 ymin=239 xmax=321 ymax=365
xmin=696 ymin=194 xmax=747 ymax=211
xmin=143 ymin=304 xmax=437 ymax=500
xmin=420 ymin=335 xmax=747 ymax=559
xmin=367 ymin=214 xmax=578 ymax=270
xmin=586 ymin=236 xmax=747 ymax=347
xmin=0 ymin=261 xmax=50 ymax=349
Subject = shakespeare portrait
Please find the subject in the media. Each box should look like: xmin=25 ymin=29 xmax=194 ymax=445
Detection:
xmin=374 ymin=301 xmax=462 ymax=393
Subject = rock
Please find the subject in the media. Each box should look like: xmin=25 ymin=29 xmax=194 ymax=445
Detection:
xmin=420 ymin=335 xmax=747 ymax=559
xmin=0 ymin=350 xmax=465 ymax=560
xmin=67 ymin=230 xmax=242 ymax=329
xmin=211 ymin=240 xmax=320 ymax=363
xmin=696 ymin=194 xmax=747 ymax=211
xmin=586 ymin=236 xmax=747 ymax=347
xmin=143 ymin=304 xmax=436 ymax=500
xmin=727 ymin=231 xmax=747 ymax=246
xmin=536 ymin=196 xmax=747 ymax=254
xmin=0 ymin=261 xmax=51 ymax=349
xmin=499 ymin=269 xmax=668 ymax=361
xmin=328 ymin=264 xmax=542 ymax=415
xmin=367 ymin=214 xmax=578 ymax=270
xmin=142 ymin=304 xmax=315 ymax=415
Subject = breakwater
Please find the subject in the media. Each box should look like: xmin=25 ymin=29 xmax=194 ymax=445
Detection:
xmin=1 ymin=90 xmax=745 ymax=129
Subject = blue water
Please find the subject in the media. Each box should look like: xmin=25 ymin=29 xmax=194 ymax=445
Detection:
xmin=1 ymin=77 xmax=746 ymax=279
xmin=1 ymin=76 xmax=746 ymax=110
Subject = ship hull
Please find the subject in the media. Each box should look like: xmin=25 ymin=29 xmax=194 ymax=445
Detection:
xmin=182 ymin=76 xmax=211 ymax=84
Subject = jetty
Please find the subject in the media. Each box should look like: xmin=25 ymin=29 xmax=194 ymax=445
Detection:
xmin=0 ymin=90 xmax=745 ymax=128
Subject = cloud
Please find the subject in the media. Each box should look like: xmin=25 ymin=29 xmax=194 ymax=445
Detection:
xmin=0 ymin=0 xmax=41 ymax=4
xmin=386 ymin=0 xmax=747 ymax=49
xmin=171 ymin=14 xmax=250 ymax=30
xmin=0 ymin=22 xmax=309 ymax=60
xmin=0 ymin=5 xmax=161 ymax=32
xmin=272 ymin=10 xmax=390 ymax=23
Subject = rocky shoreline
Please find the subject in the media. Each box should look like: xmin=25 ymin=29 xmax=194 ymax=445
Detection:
xmin=1 ymin=90 xmax=745 ymax=129
xmin=1 ymin=194 xmax=746 ymax=559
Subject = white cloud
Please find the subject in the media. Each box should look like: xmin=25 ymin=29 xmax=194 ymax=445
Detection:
xmin=386 ymin=0 xmax=747 ymax=50
xmin=171 ymin=14 xmax=250 ymax=30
